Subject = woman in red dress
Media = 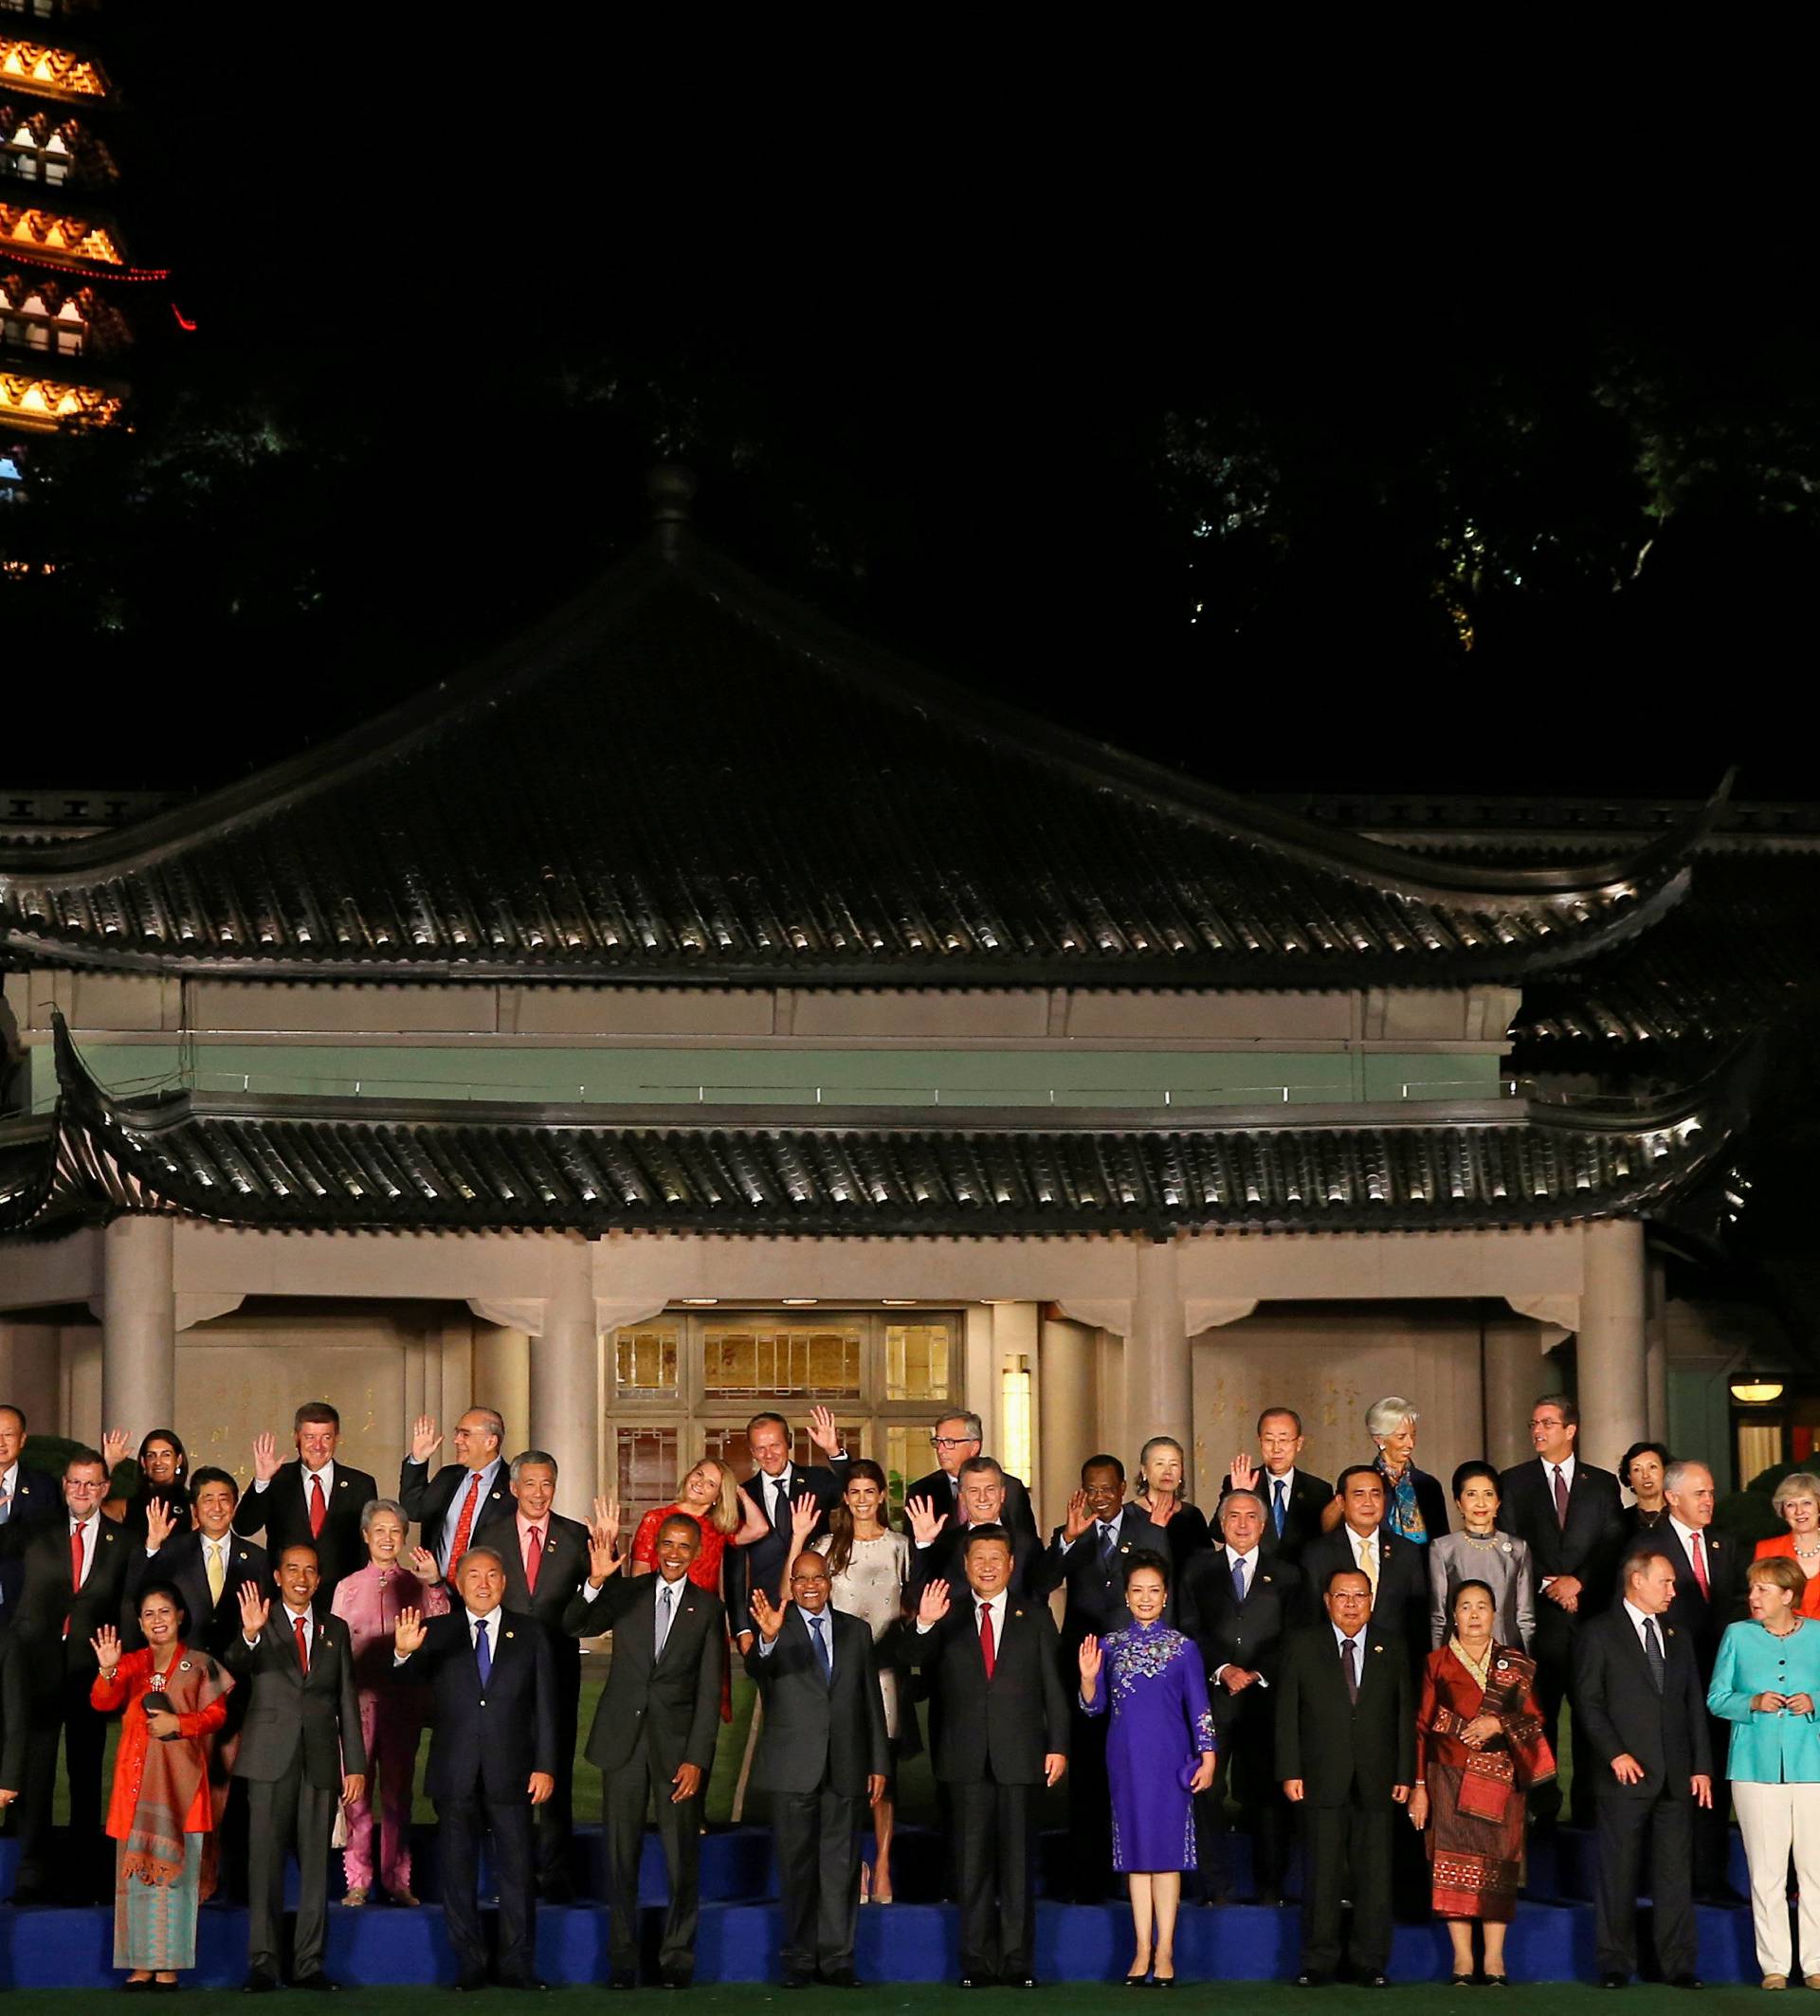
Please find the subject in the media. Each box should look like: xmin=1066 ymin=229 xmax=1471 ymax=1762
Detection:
xmin=1407 ymin=1579 xmax=1554 ymax=1985
xmin=629 ymin=1458 xmax=769 ymax=1720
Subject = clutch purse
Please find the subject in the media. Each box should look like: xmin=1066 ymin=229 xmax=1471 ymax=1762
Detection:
xmin=141 ymin=1690 xmax=183 ymax=1740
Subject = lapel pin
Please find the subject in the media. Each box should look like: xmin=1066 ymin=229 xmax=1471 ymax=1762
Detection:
xmin=179 ymin=1659 xmax=192 ymax=1671
xmin=505 ymin=1630 xmax=515 ymax=1640
xmin=1372 ymin=1644 xmax=1383 ymax=1655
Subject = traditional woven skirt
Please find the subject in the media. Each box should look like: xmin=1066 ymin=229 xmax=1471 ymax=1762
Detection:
xmin=114 ymin=1834 xmax=203 ymax=1971
xmin=1427 ymin=1762 xmax=1524 ymax=1922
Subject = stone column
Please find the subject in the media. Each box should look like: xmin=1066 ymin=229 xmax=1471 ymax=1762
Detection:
xmin=1125 ymin=1240 xmax=1190 ymax=1456
xmin=1577 ymin=1217 xmax=1647 ymax=1471
xmin=1040 ymin=1316 xmax=1093 ymax=1536
xmin=473 ymin=1323 xmax=532 ymax=1457
xmin=1482 ymin=1316 xmax=1540 ymax=1473
xmin=1645 ymin=1255 xmax=1669 ymax=1444
xmin=101 ymin=1214 xmax=175 ymax=1435
xmin=535 ymin=1236 xmax=598 ymax=1510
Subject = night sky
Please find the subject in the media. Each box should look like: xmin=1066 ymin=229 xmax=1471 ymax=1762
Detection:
xmin=14 ymin=23 xmax=1814 ymax=806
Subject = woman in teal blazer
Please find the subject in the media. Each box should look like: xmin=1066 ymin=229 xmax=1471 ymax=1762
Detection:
xmin=1709 ymin=1556 xmax=1820 ymax=1987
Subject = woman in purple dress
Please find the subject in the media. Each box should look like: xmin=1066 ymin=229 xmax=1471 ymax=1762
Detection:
xmin=1080 ymin=1550 xmax=1217 ymax=1986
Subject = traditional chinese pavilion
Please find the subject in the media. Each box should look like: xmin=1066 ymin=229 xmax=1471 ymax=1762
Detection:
xmin=0 ymin=471 xmax=1789 ymax=1517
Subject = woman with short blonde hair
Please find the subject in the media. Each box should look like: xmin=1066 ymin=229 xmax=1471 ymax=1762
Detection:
xmin=1362 ymin=1395 xmax=1449 ymax=1544
xmin=1755 ymin=1472 xmax=1820 ymax=1618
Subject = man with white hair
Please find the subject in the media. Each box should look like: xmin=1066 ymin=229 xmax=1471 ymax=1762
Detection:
xmin=1661 ymin=1457 xmax=1747 ymax=1903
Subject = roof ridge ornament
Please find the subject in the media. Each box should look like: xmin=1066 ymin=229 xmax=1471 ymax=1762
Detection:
xmin=646 ymin=462 xmax=696 ymax=558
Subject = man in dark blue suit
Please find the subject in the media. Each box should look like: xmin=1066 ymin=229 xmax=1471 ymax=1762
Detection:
xmin=0 ymin=1404 xmax=64 ymax=1617
xmin=393 ymin=1546 xmax=556 ymax=1992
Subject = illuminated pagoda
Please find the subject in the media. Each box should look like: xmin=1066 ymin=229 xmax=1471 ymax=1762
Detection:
xmin=0 ymin=471 xmax=1781 ymax=1524
xmin=0 ymin=0 xmax=133 ymax=487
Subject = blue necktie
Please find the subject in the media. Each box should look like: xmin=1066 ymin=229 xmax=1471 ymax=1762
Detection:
xmin=809 ymin=1612 xmax=832 ymax=1683
xmin=1272 ymin=1479 xmax=1286 ymax=1537
xmin=655 ymin=1582 xmax=675 ymax=1661
xmin=1099 ymin=1520 xmax=1117 ymax=1566
xmin=1232 ymin=1554 xmax=1247 ymax=1602
xmin=474 ymin=1616 xmax=492 ymax=1685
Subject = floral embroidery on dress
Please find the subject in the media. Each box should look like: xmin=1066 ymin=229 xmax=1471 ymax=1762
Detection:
xmin=1102 ymin=1626 xmax=1218 ymax=1752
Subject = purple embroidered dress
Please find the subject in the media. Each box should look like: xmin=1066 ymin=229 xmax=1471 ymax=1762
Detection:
xmin=1081 ymin=1621 xmax=1217 ymax=1872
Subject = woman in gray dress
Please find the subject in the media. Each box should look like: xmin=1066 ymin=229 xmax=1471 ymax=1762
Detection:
xmin=1429 ymin=1461 xmax=1535 ymax=1649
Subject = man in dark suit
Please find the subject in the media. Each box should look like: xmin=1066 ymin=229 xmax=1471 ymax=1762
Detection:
xmin=1574 ymin=1545 xmax=1713 ymax=1989
xmin=1037 ymin=1453 xmax=1165 ymax=1903
xmin=8 ymin=1444 xmax=132 ymax=1902
xmin=566 ymin=1510 xmax=725 ymax=1989
xmin=1299 ymin=1465 xmax=1429 ymax=1663
xmin=1218 ymin=1407 xmax=1335 ymax=1567
xmin=1276 ymin=1566 xmax=1415 ymax=1987
xmin=901 ymin=1408 xmax=1040 ymax=1554
xmin=232 ymin=1401 xmax=379 ymax=1603
xmin=0 ymin=1402 xmax=64 ymax=1617
xmin=393 ymin=1546 xmax=556 ymax=1990
xmin=905 ymin=1456 xmax=1043 ymax=1601
xmin=399 ymin=1408 xmax=511 ymax=1576
xmin=225 ymin=1544 xmax=368 ymax=1993
xmin=1179 ymin=1487 xmax=1298 ymax=1904
xmin=474 ymin=1447 xmax=591 ymax=1901
xmin=1660 ymin=1457 xmax=1747 ymax=1903
xmin=747 ymin=1552 xmax=890 ymax=1987
xmin=1498 ymin=1391 xmax=1625 ymax=1825
xmin=728 ymin=1407 xmax=851 ymax=1650
xmin=910 ymin=1526 xmax=1069 ymax=1987
xmin=126 ymin=1465 xmax=271 ymax=1657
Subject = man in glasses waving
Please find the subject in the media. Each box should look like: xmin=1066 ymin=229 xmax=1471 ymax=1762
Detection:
xmin=901 ymin=1411 xmax=1040 ymax=1554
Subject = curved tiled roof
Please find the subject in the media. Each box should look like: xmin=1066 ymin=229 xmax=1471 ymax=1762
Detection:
xmin=0 ymin=505 xmax=1712 ymax=988
xmin=15 ymin=1017 xmax=1739 ymax=1240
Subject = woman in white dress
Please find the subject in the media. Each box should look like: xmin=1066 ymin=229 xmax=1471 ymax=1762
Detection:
xmin=813 ymin=1457 xmax=912 ymax=1902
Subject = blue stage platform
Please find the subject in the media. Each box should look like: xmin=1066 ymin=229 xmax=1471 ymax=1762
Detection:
xmin=0 ymin=1825 xmax=1770 ymax=1988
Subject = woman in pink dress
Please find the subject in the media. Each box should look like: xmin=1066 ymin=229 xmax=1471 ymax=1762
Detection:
xmin=631 ymin=1458 xmax=768 ymax=1720
xmin=329 ymin=1497 xmax=449 ymax=1905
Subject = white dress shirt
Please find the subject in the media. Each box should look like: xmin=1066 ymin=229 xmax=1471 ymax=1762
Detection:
xmin=1668 ymin=1516 xmax=1710 ymax=1587
xmin=1213 ymin=1545 xmax=1269 ymax=1688
xmin=70 ymin=1510 xmax=100 ymax=1587
xmin=1622 ymin=1596 xmax=1665 ymax=1657
xmin=253 ymin=1459 xmax=337 ymax=1499
xmin=255 ymin=1601 xmax=316 ymax=1655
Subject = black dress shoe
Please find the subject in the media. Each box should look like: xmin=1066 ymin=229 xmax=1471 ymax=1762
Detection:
xmin=453 ymin=1977 xmax=489 ymax=1995
xmin=819 ymin=1971 xmax=861 ymax=1989
xmin=1293 ymin=1973 xmax=1330 ymax=1989
xmin=503 ymin=1977 xmax=550 ymax=1992
xmin=292 ymin=1977 xmax=342 ymax=1994
xmin=1669 ymin=1978 xmax=1703 ymax=1991
xmin=1009 ymin=1980 xmax=1040 ymax=1991
xmin=661 ymin=1973 xmax=693 ymax=1991
xmin=1249 ymin=1891 xmax=1284 ymax=1908
xmin=1449 ymin=1977 xmax=1476 ymax=1989
xmin=1601 ymin=1975 xmax=1629 ymax=1990
xmin=782 ymin=1972 xmax=815 ymax=1990
xmin=241 ymin=1975 xmax=280 ymax=1997
xmin=958 ymin=1978 xmax=994 ymax=1990
xmin=1358 ymin=1975 xmax=1390 ymax=1989
xmin=608 ymin=1972 xmax=639 ymax=1991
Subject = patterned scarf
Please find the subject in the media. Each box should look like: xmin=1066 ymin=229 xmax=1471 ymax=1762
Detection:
xmin=119 ymin=1647 xmax=233 ymax=1888
xmin=1375 ymin=1452 xmax=1429 ymax=1544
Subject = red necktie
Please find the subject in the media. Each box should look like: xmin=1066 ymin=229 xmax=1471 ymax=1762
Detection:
xmin=293 ymin=1614 xmax=309 ymax=1675
xmin=978 ymin=1602 xmax=995 ymax=1680
xmin=65 ymin=1521 xmax=83 ymax=1637
xmin=524 ymin=1525 xmax=542 ymax=1592
xmin=1691 ymin=1531 xmax=1710 ymax=1597
xmin=308 ymin=1473 xmax=327 ymax=1539
xmin=447 ymin=1472 xmax=482 ymax=1577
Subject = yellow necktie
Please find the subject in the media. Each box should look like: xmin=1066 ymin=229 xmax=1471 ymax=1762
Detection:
xmin=206 ymin=1541 xmax=225 ymax=1605
xmin=1356 ymin=1531 xmax=1379 ymax=1596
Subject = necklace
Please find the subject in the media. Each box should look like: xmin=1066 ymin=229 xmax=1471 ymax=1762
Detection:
xmin=1461 ymin=1529 xmax=1502 ymax=1548
xmin=1795 ymin=1539 xmax=1820 ymax=1558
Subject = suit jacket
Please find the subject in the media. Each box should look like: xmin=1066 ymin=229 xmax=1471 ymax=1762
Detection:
xmin=11 ymin=1514 xmax=133 ymax=1688
xmin=1574 ymin=1604 xmax=1712 ymax=1800
xmin=231 ymin=1461 xmax=379 ymax=1597
xmin=1220 ymin=1468 xmax=1335 ymax=1565
xmin=906 ymin=1517 xmax=1044 ymax=1605
xmin=729 ymin=1461 xmax=848 ymax=1639
xmin=1037 ymin=1504 xmax=1170 ymax=1656
xmin=745 ymin=1605 xmax=889 ymax=1796
xmin=395 ymin=1607 xmax=555 ymax=1802
xmin=1300 ymin=1524 xmax=1428 ymax=1658
xmin=1274 ymin=1624 xmax=1415 ymax=1805
xmin=223 ymin=1607 xmax=367 ymax=1790
xmin=1178 ymin=1544 xmax=1296 ymax=1741
xmin=907 ymin=1593 xmax=1069 ymax=1784
xmin=901 ymin=1465 xmax=1041 ymax=1554
xmin=474 ymin=1506 xmax=591 ymax=1652
xmin=565 ymin=1570 xmax=725 ymax=1776
xmin=0 ymin=1626 xmax=28 ymax=1787
xmin=0 ymin=1462 xmax=64 ymax=1608
xmin=399 ymin=1457 xmax=512 ymax=1571
xmin=1497 ymin=1457 xmax=1625 ymax=1622
xmin=125 ymin=1528 xmax=272 ymax=1659
xmin=1658 ymin=1521 xmax=1748 ymax=1678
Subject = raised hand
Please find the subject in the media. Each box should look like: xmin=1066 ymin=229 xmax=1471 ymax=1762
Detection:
xmin=789 ymin=1493 xmax=820 ymax=1551
xmin=100 ymin=1426 xmax=130 ymax=1475
xmin=251 ymin=1430 xmax=281 ymax=1483
xmin=1149 ymin=1493 xmax=1178 ymax=1525
xmin=393 ymin=1606 xmax=428 ymax=1659
xmin=750 ymin=1585 xmax=789 ymax=1644
xmin=904 ymin=1494 xmax=944 ymax=1548
xmin=408 ymin=1545 xmax=439 ymax=1582
xmin=410 ymin=1414 xmax=443 ymax=1464
xmin=917 ymin=1576 xmax=952 ymax=1628
xmin=587 ymin=1525 xmax=622 ymax=1588
xmin=1078 ymin=1632 xmax=1102 ymax=1699
xmin=143 ymin=1497 xmax=176 ymax=1553
xmin=590 ymin=1496 xmax=622 ymax=1547
xmin=1228 ymin=1452 xmax=1260 ymax=1494
xmin=806 ymin=1404 xmax=844 ymax=1459
xmin=237 ymin=1582 xmax=270 ymax=1640
xmin=1063 ymin=1489 xmax=1094 ymax=1543
xmin=90 ymin=1623 xmax=122 ymax=1674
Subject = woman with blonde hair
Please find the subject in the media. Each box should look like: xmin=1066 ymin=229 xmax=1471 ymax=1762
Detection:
xmin=1363 ymin=1396 xmax=1449 ymax=1544
xmin=1754 ymin=1472 xmax=1820 ymax=1619
xmin=629 ymin=1457 xmax=769 ymax=1723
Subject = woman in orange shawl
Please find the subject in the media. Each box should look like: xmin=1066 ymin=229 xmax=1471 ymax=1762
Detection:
xmin=1408 ymin=1578 xmax=1555 ymax=1985
xmin=91 ymin=1582 xmax=234 ymax=1988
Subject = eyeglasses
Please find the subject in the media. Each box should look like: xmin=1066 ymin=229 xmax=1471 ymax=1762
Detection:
xmin=932 ymin=1436 xmax=977 ymax=1451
